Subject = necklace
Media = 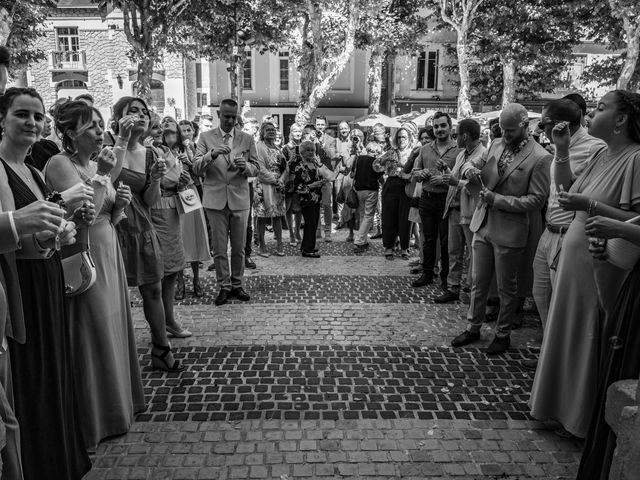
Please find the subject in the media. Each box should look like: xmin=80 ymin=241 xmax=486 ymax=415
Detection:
xmin=6 ymin=161 xmax=32 ymax=183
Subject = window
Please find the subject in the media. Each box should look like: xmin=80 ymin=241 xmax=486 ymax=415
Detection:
xmin=57 ymin=80 xmax=86 ymax=89
xmin=242 ymin=50 xmax=252 ymax=90
xmin=416 ymin=50 xmax=439 ymax=90
xmin=56 ymin=27 xmax=79 ymax=52
xmin=197 ymin=92 xmax=208 ymax=108
xmin=279 ymin=51 xmax=289 ymax=91
xmin=195 ymin=62 xmax=202 ymax=88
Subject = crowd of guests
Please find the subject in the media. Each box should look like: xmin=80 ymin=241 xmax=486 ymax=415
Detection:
xmin=0 ymin=36 xmax=637 ymax=478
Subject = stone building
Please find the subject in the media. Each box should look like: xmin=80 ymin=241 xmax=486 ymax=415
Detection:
xmin=27 ymin=0 xmax=193 ymax=123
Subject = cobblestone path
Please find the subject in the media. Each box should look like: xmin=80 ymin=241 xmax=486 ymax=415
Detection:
xmin=86 ymin=228 xmax=582 ymax=479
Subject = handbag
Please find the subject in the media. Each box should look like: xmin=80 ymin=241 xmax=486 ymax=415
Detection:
xmin=346 ymin=187 xmax=359 ymax=209
xmin=61 ymin=228 xmax=97 ymax=296
xmin=604 ymin=215 xmax=640 ymax=270
xmin=176 ymin=186 xmax=203 ymax=214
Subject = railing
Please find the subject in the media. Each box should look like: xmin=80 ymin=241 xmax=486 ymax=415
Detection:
xmin=49 ymin=50 xmax=87 ymax=70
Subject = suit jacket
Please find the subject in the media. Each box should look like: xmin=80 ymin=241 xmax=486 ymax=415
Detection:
xmin=193 ymin=127 xmax=259 ymax=210
xmin=0 ymin=208 xmax=25 ymax=345
xmin=465 ymin=138 xmax=551 ymax=248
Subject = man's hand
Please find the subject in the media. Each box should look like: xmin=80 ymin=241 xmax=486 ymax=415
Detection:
xmin=428 ymin=175 xmax=444 ymax=187
xmin=211 ymin=145 xmax=232 ymax=158
xmin=12 ymin=200 xmax=66 ymax=236
xmin=442 ymin=173 xmax=457 ymax=186
xmin=551 ymin=121 xmax=571 ymax=157
xmin=479 ymin=187 xmax=496 ymax=205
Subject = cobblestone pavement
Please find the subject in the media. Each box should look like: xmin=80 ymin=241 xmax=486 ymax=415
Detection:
xmin=87 ymin=227 xmax=582 ymax=479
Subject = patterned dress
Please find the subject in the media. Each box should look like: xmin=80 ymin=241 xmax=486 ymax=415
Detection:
xmin=254 ymin=142 xmax=287 ymax=218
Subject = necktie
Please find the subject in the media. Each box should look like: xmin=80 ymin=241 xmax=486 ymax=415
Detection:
xmin=224 ymin=133 xmax=231 ymax=146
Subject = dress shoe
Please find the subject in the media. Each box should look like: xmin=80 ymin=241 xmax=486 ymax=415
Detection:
xmin=324 ymin=232 xmax=332 ymax=242
xmin=434 ymin=290 xmax=459 ymax=304
xmin=408 ymin=259 xmax=421 ymax=267
xmin=354 ymin=243 xmax=369 ymax=253
xmin=410 ymin=266 xmax=424 ymax=275
xmin=486 ymin=335 xmax=510 ymax=355
xmin=345 ymin=234 xmax=354 ymax=243
xmin=451 ymin=330 xmax=480 ymax=347
xmin=301 ymin=250 xmax=321 ymax=258
xmin=370 ymin=232 xmax=383 ymax=240
xmin=230 ymin=286 xmax=250 ymax=301
xmin=245 ymin=256 xmax=256 ymax=269
xmin=521 ymin=358 xmax=538 ymax=370
xmin=215 ymin=289 xmax=231 ymax=306
xmin=411 ymin=274 xmax=433 ymax=288
xmin=207 ymin=262 xmax=216 ymax=271
xmin=166 ymin=324 xmax=193 ymax=338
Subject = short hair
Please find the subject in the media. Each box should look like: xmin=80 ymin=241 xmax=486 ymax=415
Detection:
xmin=0 ymin=46 xmax=10 ymax=67
xmin=562 ymin=93 xmax=587 ymax=117
xmin=315 ymin=116 xmax=327 ymax=124
xmin=432 ymin=111 xmax=452 ymax=128
xmin=490 ymin=123 xmax=502 ymax=138
xmin=74 ymin=93 xmax=94 ymax=105
xmin=542 ymin=99 xmax=582 ymax=128
xmin=299 ymin=140 xmax=315 ymax=151
xmin=457 ymin=119 xmax=481 ymax=141
xmin=219 ymin=98 xmax=238 ymax=110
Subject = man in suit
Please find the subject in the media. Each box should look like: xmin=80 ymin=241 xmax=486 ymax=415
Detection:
xmin=451 ymin=103 xmax=551 ymax=355
xmin=194 ymin=98 xmax=259 ymax=306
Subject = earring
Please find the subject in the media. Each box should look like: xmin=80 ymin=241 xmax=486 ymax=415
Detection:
xmin=614 ymin=127 xmax=621 ymax=135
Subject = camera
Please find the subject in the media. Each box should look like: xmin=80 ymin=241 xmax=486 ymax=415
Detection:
xmin=351 ymin=136 xmax=360 ymax=143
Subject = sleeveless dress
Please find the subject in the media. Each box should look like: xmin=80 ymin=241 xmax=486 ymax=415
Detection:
xmin=49 ymin=162 xmax=146 ymax=447
xmin=116 ymin=148 xmax=164 ymax=286
xmin=254 ymin=142 xmax=287 ymax=218
xmin=150 ymin=149 xmax=185 ymax=274
xmin=530 ymin=145 xmax=640 ymax=437
xmin=1 ymin=159 xmax=91 ymax=480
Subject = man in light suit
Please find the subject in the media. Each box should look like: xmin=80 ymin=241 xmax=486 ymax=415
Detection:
xmin=451 ymin=103 xmax=551 ymax=355
xmin=194 ymin=98 xmax=259 ymax=306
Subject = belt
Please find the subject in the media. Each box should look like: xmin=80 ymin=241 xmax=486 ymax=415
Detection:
xmin=422 ymin=191 xmax=447 ymax=198
xmin=546 ymin=223 xmax=570 ymax=234
xmin=161 ymin=189 xmax=178 ymax=197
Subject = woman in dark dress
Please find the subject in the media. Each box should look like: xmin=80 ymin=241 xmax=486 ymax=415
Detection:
xmin=0 ymin=87 xmax=90 ymax=479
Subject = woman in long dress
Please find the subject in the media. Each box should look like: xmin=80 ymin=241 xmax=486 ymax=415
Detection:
xmin=112 ymin=97 xmax=184 ymax=371
xmin=0 ymin=87 xmax=91 ymax=479
xmin=282 ymin=124 xmax=303 ymax=245
xmin=167 ymin=117 xmax=211 ymax=300
xmin=530 ymin=90 xmax=640 ymax=438
xmin=45 ymin=100 xmax=146 ymax=448
xmin=254 ymin=122 xmax=287 ymax=257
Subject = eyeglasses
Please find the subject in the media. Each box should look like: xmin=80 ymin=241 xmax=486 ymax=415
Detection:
xmin=537 ymin=120 xmax=555 ymax=130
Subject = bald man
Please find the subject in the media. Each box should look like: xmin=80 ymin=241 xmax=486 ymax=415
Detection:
xmin=452 ymin=104 xmax=551 ymax=355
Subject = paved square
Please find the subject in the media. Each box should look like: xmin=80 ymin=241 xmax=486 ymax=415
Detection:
xmin=87 ymin=228 xmax=582 ymax=479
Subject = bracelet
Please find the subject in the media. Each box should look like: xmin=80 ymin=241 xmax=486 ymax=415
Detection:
xmin=113 ymin=145 xmax=127 ymax=151
xmin=554 ymin=155 xmax=569 ymax=164
xmin=150 ymin=175 xmax=162 ymax=182
xmin=92 ymin=173 xmax=110 ymax=186
xmin=588 ymin=198 xmax=598 ymax=216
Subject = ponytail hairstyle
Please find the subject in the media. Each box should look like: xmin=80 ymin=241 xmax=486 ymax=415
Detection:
xmin=50 ymin=99 xmax=102 ymax=154
xmin=613 ymin=90 xmax=640 ymax=144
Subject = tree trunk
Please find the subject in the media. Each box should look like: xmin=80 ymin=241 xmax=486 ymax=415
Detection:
xmin=456 ymin=27 xmax=473 ymax=119
xmin=136 ymin=57 xmax=154 ymax=104
xmin=617 ymin=17 xmax=640 ymax=90
xmin=0 ymin=7 xmax=12 ymax=45
xmin=228 ymin=59 xmax=240 ymax=102
xmin=294 ymin=0 xmax=359 ymax=126
xmin=501 ymin=59 xmax=517 ymax=106
xmin=367 ymin=47 xmax=384 ymax=114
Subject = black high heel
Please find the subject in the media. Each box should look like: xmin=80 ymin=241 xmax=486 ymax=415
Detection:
xmin=151 ymin=342 xmax=185 ymax=372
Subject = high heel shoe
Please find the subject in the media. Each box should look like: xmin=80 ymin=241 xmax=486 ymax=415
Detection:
xmin=193 ymin=280 xmax=204 ymax=298
xmin=166 ymin=324 xmax=193 ymax=338
xmin=151 ymin=342 xmax=185 ymax=372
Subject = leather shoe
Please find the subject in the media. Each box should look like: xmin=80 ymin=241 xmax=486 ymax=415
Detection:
xmin=486 ymin=335 xmax=510 ymax=355
xmin=245 ymin=256 xmax=256 ymax=269
xmin=434 ymin=290 xmax=459 ymax=304
xmin=301 ymin=250 xmax=320 ymax=258
xmin=451 ymin=330 xmax=480 ymax=347
xmin=215 ymin=289 xmax=230 ymax=306
xmin=521 ymin=358 xmax=538 ymax=370
xmin=411 ymin=274 xmax=433 ymax=288
xmin=207 ymin=262 xmax=216 ymax=271
xmin=230 ymin=287 xmax=250 ymax=301
xmin=410 ymin=267 xmax=423 ymax=275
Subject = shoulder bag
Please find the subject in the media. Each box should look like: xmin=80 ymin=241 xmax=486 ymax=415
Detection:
xmin=61 ymin=227 xmax=97 ymax=296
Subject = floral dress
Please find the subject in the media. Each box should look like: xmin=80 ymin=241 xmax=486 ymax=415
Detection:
xmin=289 ymin=157 xmax=323 ymax=207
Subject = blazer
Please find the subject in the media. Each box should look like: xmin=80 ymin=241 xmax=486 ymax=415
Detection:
xmin=464 ymin=138 xmax=551 ymax=248
xmin=193 ymin=127 xmax=259 ymax=211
